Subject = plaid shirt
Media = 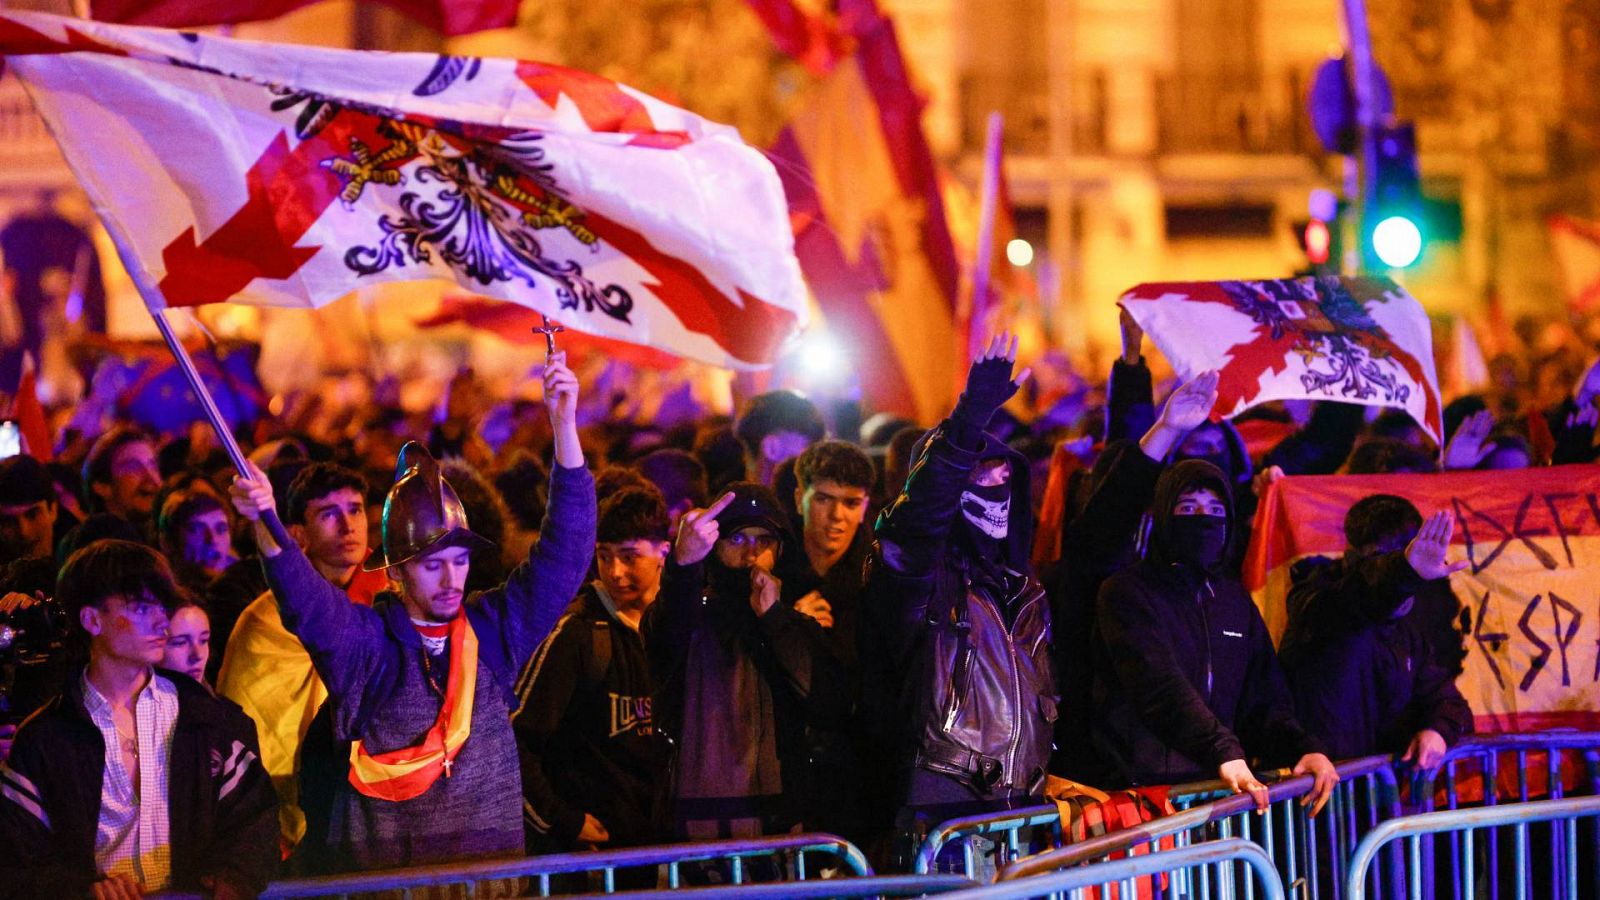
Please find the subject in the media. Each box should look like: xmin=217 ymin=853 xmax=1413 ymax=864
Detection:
xmin=81 ymin=670 xmax=179 ymax=891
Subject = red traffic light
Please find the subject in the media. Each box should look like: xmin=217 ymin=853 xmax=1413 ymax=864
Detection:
xmin=1304 ymin=219 xmax=1332 ymax=265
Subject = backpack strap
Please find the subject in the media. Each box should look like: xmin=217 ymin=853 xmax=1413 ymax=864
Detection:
xmin=586 ymin=619 xmax=614 ymax=686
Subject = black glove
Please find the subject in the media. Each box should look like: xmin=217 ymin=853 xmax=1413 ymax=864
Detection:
xmin=952 ymin=356 xmax=1021 ymax=430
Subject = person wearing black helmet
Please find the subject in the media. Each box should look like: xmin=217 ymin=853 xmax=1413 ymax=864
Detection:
xmin=642 ymin=481 xmax=846 ymax=841
xmin=228 ymin=352 xmax=596 ymax=872
xmin=1087 ymin=458 xmax=1337 ymax=814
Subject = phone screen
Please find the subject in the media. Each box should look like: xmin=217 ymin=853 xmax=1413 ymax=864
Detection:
xmin=0 ymin=422 xmax=20 ymax=460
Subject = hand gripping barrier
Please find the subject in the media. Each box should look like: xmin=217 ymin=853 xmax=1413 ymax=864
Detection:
xmin=1407 ymin=732 xmax=1600 ymax=812
xmin=246 ymin=832 xmax=871 ymax=898
xmin=1400 ymin=732 xmax=1600 ymax=900
xmin=935 ymin=838 xmax=1285 ymax=899
xmin=916 ymin=754 xmax=1397 ymax=894
xmin=1345 ymin=794 xmax=1600 ymax=900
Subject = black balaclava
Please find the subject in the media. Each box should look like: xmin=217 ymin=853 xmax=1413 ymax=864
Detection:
xmin=1148 ymin=458 xmax=1234 ymax=576
xmin=1168 ymin=516 xmax=1228 ymax=570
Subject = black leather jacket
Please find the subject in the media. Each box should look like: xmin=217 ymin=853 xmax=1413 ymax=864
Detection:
xmin=863 ymin=419 xmax=1057 ymax=805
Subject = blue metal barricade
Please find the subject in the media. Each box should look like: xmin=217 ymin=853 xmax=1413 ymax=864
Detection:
xmin=249 ymin=833 xmax=871 ymax=898
xmin=1401 ymin=732 xmax=1600 ymax=900
xmin=565 ymin=873 xmax=980 ymax=898
xmin=1345 ymin=794 xmax=1600 ymax=900
xmin=908 ymin=769 xmax=1307 ymax=878
xmin=944 ymin=838 xmax=1285 ymax=899
xmin=992 ymin=756 xmax=1398 ymax=899
xmin=1408 ymin=732 xmax=1600 ymax=812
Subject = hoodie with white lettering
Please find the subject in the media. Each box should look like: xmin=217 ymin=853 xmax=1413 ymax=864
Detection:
xmin=512 ymin=583 xmax=668 ymax=851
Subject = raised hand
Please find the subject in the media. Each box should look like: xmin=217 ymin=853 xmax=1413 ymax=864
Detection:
xmin=952 ymin=331 xmax=1032 ymax=429
xmin=543 ymin=350 xmax=579 ymax=427
xmin=1161 ymin=370 xmax=1220 ymax=433
xmin=229 ymin=460 xmax=282 ymax=557
xmin=1293 ymin=752 xmax=1339 ymax=817
xmin=1119 ymin=307 xmax=1144 ymax=366
xmin=1575 ymin=356 xmax=1600 ymax=409
xmin=1442 ymin=409 xmax=1494 ymax=470
xmin=673 ymin=491 xmax=736 ymax=566
xmin=542 ymin=350 xmax=583 ymax=468
xmin=1405 ymin=509 xmax=1469 ymax=581
xmin=228 ymin=460 xmax=276 ymax=523
xmin=1140 ymin=370 xmax=1220 ymax=461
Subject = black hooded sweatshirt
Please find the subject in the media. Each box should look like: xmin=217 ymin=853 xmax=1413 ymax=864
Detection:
xmin=1088 ymin=460 xmax=1323 ymax=786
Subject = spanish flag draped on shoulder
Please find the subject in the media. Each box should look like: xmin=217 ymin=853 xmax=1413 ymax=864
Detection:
xmin=1246 ymin=465 xmax=1600 ymax=734
xmin=0 ymin=11 xmax=808 ymax=369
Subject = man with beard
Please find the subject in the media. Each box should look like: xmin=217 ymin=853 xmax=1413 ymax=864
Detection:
xmin=643 ymin=483 xmax=846 ymax=840
xmin=1089 ymin=460 xmax=1337 ymax=813
xmin=228 ymin=352 xmax=595 ymax=872
xmin=863 ymin=334 xmax=1057 ymax=863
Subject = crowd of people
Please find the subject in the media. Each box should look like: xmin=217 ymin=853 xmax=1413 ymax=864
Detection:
xmin=1 ymin=307 xmax=1596 ymax=899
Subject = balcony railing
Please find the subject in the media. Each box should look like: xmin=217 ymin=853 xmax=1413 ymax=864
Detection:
xmin=960 ymin=66 xmax=1325 ymax=158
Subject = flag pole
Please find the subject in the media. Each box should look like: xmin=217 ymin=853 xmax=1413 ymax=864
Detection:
xmin=100 ymin=226 xmax=294 ymax=547
xmin=968 ymin=111 xmax=1004 ymax=363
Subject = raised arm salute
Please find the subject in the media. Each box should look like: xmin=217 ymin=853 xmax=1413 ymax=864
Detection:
xmin=228 ymin=351 xmax=596 ymax=874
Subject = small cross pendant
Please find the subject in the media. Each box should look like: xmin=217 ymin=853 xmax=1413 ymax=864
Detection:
xmin=442 ymin=757 xmax=454 ymax=778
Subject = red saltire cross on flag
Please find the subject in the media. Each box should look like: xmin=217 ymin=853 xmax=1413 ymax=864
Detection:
xmin=1120 ymin=276 xmax=1443 ymax=445
xmin=89 ymin=0 xmax=519 ymax=38
xmin=0 ymin=11 xmax=808 ymax=370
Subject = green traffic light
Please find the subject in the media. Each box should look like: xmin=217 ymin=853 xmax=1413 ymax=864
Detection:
xmin=1372 ymin=215 xmax=1422 ymax=269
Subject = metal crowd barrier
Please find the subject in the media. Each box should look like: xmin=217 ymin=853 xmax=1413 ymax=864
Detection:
xmin=250 ymin=832 xmax=871 ymax=898
xmin=1408 ymin=732 xmax=1600 ymax=813
xmin=569 ymin=873 xmax=980 ymax=898
xmin=1345 ymin=795 xmax=1600 ymax=900
xmin=906 ymin=770 xmax=1299 ymax=876
xmin=915 ymin=754 xmax=1397 ymax=893
xmin=939 ymin=838 xmax=1285 ymax=899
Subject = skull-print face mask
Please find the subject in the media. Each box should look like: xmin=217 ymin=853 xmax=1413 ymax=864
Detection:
xmin=960 ymin=482 xmax=1010 ymax=540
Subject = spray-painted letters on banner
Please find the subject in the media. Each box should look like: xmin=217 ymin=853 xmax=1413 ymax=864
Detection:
xmin=1245 ymin=465 xmax=1600 ymax=732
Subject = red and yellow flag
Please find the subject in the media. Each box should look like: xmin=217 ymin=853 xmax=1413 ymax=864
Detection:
xmin=756 ymin=0 xmax=963 ymax=422
xmin=349 ymin=614 xmax=478 ymax=801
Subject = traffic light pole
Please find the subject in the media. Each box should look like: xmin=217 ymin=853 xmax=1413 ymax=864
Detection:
xmin=1341 ymin=0 xmax=1380 ymax=272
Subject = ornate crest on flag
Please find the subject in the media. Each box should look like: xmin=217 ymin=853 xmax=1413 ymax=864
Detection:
xmin=1121 ymin=276 xmax=1442 ymax=444
xmin=0 ymin=12 xmax=808 ymax=370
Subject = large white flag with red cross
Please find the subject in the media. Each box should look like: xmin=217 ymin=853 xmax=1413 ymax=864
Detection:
xmin=0 ymin=11 xmax=807 ymax=369
xmin=1120 ymin=276 xmax=1442 ymax=445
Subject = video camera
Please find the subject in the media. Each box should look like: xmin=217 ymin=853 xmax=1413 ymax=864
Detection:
xmin=0 ymin=595 xmax=67 ymax=726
